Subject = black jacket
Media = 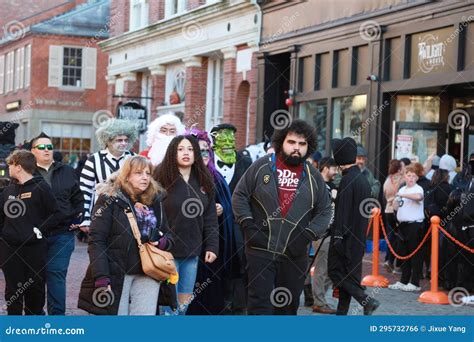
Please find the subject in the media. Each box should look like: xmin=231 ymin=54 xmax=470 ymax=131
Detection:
xmin=232 ymin=154 xmax=333 ymax=260
xmin=229 ymin=150 xmax=253 ymax=193
xmin=35 ymin=162 xmax=84 ymax=235
xmin=163 ymin=172 xmax=219 ymax=259
xmin=78 ymin=179 xmax=172 ymax=315
xmin=0 ymin=177 xmax=60 ymax=245
xmin=328 ymin=165 xmax=372 ymax=283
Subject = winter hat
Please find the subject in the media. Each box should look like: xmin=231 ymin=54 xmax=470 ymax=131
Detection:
xmin=357 ymin=145 xmax=367 ymax=157
xmin=439 ymin=154 xmax=456 ymax=172
xmin=331 ymin=137 xmax=357 ymax=166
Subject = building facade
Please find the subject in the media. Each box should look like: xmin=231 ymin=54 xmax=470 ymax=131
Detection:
xmin=100 ymin=0 xmax=260 ymax=150
xmin=258 ymin=0 xmax=474 ymax=179
xmin=0 ymin=0 xmax=109 ymax=159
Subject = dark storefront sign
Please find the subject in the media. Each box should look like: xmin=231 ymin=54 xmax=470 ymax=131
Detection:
xmin=116 ymin=101 xmax=148 ymax=134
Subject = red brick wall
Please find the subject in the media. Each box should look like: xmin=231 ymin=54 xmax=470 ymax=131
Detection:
xmin=184 ymin=58 xmax=208 ymax=130
xmin=109 ymin=0 xmax=130 ymax=37
xmin=150 ymin=74 xmax=166 ymax=120
xmin=149 ymin=0 xmax=165 ymax=23
xmin=0 ymin=34 xmax=108 ymax=115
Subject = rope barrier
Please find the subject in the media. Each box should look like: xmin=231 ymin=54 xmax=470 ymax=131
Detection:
xmin=437 ymin=225 xmax=474 ymax=254
xmin=378 ymin=215 xmax=432 ymax=260
xmin=366 ymin=216 xmax=373 ymax=237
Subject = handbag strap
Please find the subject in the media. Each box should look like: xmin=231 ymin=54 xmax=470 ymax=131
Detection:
xmin=124 ymin=209 xmax=143 ymax=249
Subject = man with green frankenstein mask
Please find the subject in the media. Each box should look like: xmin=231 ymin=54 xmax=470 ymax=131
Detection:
xmin=211 ymin=123 xmax=252 ymax=314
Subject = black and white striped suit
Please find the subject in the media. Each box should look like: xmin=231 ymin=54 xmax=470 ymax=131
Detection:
xmin=79 ymin=149 xmax=134 ymax=226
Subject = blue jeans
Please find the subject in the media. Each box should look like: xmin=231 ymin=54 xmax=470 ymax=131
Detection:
xmin=46 ymin=232 xmax=75 ymax=315
xmin=164 ymin=257 xmax=198 ymax=315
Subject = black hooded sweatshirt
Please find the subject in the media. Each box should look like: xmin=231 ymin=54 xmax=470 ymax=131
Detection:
xmin=0 ymin=176 xmax=60 ymax=246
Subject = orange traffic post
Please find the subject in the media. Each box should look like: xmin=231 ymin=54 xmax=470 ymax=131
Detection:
xmin=418 ymin=216 xmax=449 ymax=304
xmin=362 ymin=208 xmax=389 ymax=287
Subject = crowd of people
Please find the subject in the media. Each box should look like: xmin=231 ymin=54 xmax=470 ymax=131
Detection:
xmin=0 ymin=112 xmax=472 ymax=316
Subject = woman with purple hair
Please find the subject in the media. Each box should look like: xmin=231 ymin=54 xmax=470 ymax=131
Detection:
xmin=186 ymin=128 xmax=237 ymax=315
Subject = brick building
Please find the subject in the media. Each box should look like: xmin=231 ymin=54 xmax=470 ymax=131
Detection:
xmin=0 ymin=0 xmax=110 ymax=158
xmin=100 ymin=0 xmax=260 ymax=150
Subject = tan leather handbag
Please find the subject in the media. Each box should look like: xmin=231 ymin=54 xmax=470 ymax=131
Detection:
xmin=125 ymin=210 xmax=177 ymax=282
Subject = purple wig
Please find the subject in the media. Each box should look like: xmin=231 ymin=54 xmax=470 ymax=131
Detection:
xmin=186 ymin=127 xmax=220 ymax=180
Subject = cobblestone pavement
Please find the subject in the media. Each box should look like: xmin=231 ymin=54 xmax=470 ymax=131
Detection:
xmin=0 ymin=239 xmax=472 ymax=316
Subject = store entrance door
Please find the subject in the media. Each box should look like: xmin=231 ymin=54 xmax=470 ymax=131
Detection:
xmin=392 ymin=121 xmax=446 ymax=164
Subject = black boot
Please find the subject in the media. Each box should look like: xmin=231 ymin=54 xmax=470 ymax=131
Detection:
xmin=303 ymin=284 xmax=314 ymax=307
xmin=363 ymin=298 xmax=380 ymax=316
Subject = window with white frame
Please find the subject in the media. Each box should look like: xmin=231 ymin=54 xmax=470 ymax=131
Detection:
xmin=165 ymin=63 xmax=186 ymax=105
xmin=24 ymin=44 xmax=31 ymax=88
xmin=5 ymin=51 xmax=14 ymax=93
xmin=48 ymin=45 xmax=97 ymax=89
xmin=129 ymin=0 xmax=149 ymax=31
xmin=205 ymin=58 xmax=224 ymax=131
xmin=165 ymin=0 xmax=186 ymax=18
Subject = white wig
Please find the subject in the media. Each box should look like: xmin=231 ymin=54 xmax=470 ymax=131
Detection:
xmin=146 ymin=112 xmax=186 ymax=147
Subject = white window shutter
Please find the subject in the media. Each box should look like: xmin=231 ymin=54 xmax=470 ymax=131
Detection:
xmin=0 ymin=55 xmax=4 ymax=94
xmin=83 ymin=47 xmax=97 ymax=89
xmin=48 ymin=45 xmax=62 ymax=87
xmin=15 ymin=49 xmax=20 ymax=91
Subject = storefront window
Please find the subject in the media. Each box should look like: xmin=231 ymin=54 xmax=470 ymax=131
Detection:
xmin=397 ymin=129 xmax=438 ymax=163
xmin=332 ymin=95 xmax=367 ymax=144
xmin=299 ymin=100 xmax=327 ymax=152
xmin=395 ymin=95 xmax=440 ymax=123
xmin=43 ymin=123 xmax=91 ymax=164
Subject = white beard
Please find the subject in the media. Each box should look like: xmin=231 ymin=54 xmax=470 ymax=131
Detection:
xmin=148 ymin=133 xmax=175 ymax=166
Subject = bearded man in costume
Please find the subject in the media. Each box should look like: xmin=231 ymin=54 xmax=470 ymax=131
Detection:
xmin=142 ymin=113 xmax=185 ymax=166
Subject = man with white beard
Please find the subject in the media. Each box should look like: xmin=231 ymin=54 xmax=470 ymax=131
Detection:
xmin=141 ymin=113 xmax=185 ymax=166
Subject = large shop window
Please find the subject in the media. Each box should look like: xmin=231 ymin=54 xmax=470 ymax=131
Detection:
xmin=42 ymin=123 xmax=92 ymax=163
xmin=299 ymin=100 xmax=327 ymax=152
xmin=395 ymin=95 xmax=440 ymax=123
xmin=332 ymin=95 xmax=367 ymax=144
xmin=48 ymin=46 xmax=97 ymax=89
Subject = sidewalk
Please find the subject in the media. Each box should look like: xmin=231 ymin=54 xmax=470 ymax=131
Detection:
xmin=0 ymin=240 xmax=472 ymax=315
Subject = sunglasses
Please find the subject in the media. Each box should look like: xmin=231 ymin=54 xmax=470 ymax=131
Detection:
xmin=33 ymin=144 xmax=54 ymax=151
xmin=201 ymin=149 xmax=210 ymax=158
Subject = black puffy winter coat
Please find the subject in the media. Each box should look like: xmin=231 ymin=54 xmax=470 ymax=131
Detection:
xmin=78 ymin=180 xmax=172 ymax=315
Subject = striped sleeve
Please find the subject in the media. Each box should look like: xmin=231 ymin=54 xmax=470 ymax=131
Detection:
xmin=80 ymin=156 xmax=97 ymax=226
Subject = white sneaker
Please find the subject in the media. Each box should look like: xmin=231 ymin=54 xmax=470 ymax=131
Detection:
xmin=388 ymin=281 xmax=406 ymax=290
xmin=401 ymin=283 xmax=421 ymax=292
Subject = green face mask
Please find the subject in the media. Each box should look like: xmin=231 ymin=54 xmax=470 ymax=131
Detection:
xmin=213 ymin=129 xmax=236 ymax=164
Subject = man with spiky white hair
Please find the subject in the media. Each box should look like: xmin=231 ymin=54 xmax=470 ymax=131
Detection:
xmin=79 ymin=119 xmax=138 ymax=233
xmin=141 ymin=113 xmax=185 ymax=166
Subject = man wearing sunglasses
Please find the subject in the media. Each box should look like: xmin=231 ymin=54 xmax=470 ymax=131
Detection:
xmin=30 ymin=132 xmax=84 ymax=315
